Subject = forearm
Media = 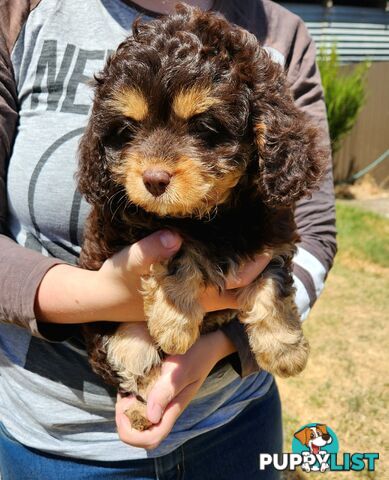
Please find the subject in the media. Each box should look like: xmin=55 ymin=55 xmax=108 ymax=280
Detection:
xmin=0 ymin=238 xmax=141 ymax=330
xmin=207 ymin=329 xmax=237 ymax=363
xmin=35 ymin=263 xmax=138 ymax=324
xmin=0 ymin=238 xmax=108 ymax=328
xmin=0 ymin=236 xmax=143 ymax=330
xmin=36 ymin=231 xmax=184 ymax=326
xmin=0 ymin=235 xmax=67 ymax=336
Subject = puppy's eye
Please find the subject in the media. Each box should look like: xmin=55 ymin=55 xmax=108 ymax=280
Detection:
xmin=189 ymin=116 xmax=230 ymax=148
xmin=103 ymin=119 xmax=138 ymax=150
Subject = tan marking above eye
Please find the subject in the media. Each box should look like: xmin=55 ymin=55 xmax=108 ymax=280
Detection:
xmin=254 ymin=122 xmax=267 ymax=149
xmin=109 ymin=87 xmax=149 ymax=121
xmin=173 ymin=85 xmax=221 ymax=120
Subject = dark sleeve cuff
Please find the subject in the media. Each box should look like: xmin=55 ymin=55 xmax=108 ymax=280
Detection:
xmin=220 ymin=318 xmax=260 ymax=378
xmin=0 ymin=235 xmax=73 ymax=341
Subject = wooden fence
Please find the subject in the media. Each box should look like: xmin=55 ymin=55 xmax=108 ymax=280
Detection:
xmin=333 ymin=61 xmax=389 ymax=186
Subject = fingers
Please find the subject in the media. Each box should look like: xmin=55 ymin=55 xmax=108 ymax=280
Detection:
xmin=199 ymin=288 xmax=238 ymax=311
xmin=225 ymin=253 xmax=271 ymax=289
xmin=146 ymin=381 xmax=173 ymax=424
xmin=126 ymin=230 xmax=182 ymax=275
xmin=146 ymin=359 xmax=189 ymax=424
xmin=116 ymin=354 xmax=196 ymax=449
xmin=199 ymin=253 xmax=272 ymax=311
xmin=116 ymin=396 xmax=180 ymax=450
xmin=116 ymin=234 xmax=267 ymax=286
xmin=116 ymin=381 xmax=198 ymax=450
xmin=115 ymin=394 xmax=165 ymax=450
xmin=116 ymin=335 xmax=221 ymax=449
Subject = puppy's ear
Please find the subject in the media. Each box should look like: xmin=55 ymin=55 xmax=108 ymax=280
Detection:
xmin=77 ymin=121 xmax=114 ymax=206
xmin=294 ymin=427 xmax=310 ymax=446
xmin=316 ymin=424 xmax=328 ymax=435
xmin=252 ymin=50 xmax=325 ymax=207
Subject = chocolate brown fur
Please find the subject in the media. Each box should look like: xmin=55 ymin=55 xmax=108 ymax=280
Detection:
xmin=77 ymin=4 xmax=326 ymax=428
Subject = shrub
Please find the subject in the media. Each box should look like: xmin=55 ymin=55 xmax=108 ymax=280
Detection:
xmin=318 ymin=45 xmax=370 ymax=153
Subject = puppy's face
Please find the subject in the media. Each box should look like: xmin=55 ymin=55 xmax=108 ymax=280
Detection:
xmin=93 ymin=46 xmax=253 ymax=217
xmin=103 ymin=82 xmax=251 ymax=217
xmin=79 ymin=5 xmax=324 ymax=215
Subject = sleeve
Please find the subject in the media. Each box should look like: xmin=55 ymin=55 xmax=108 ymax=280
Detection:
xmin=220 ymin=319 xmax=258 ymax=377
xmin=0 ymin=8 xmax=67 ymax=339
xmin=221 ymin=15 xmax=337 ymax=378
xmin=286 ymin=19 xmax=337 ymax=320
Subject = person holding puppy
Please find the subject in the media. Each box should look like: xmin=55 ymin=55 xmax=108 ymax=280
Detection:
xmin=0 ymin=0 xmax=336 ymax=478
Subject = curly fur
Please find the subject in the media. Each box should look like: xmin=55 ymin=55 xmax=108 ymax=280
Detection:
xmin=77 ymin=3 xmax=327 ymax=429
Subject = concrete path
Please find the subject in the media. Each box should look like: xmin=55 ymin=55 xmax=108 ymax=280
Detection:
xmin=338 ymin=197 xmax=389 ymax=218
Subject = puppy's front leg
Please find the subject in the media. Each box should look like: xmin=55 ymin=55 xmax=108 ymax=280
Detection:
xmin=143 ymin=250 xmax=205 ymax=355
xmin=237 ymin=259 xmax=309 ymax=377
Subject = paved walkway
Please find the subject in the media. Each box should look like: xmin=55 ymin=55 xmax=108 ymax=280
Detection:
xmin=338 ymin=197 xmax=389 ymax=218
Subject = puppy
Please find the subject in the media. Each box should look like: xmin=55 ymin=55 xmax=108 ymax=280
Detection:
xmin=77 ymin=3 xmax=326 ymax=430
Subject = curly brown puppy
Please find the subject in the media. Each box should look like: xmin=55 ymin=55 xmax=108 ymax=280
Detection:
xmin=77 ymin=3 xmax=326 ymax=430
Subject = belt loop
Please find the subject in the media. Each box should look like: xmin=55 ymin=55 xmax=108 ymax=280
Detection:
xmin=154 ymin=457 xmax=161 ymax=480
xmin=178 ymin=445 xmax=185 ymax=479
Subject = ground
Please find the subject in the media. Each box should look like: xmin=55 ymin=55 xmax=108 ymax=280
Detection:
xmin=339 ymin=198 xmax=389 ymax=219
xmin=336 ymin=174 xmax=389 ymax=218
xmin=278 ymin=201 xmax=388 ymax=480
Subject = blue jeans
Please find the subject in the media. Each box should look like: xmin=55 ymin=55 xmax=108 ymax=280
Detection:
xmin=0 ymin=382 xmax=282 ymax=480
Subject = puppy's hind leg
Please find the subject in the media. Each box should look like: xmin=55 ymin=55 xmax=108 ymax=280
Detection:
xmin=105 ymin=322 xmax=162 ymax=431
xmin=237 ymin=260 xmax=309 ymax=377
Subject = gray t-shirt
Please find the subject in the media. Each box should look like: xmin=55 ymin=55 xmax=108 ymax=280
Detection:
xmin=2 ymin=0 xmax=272 ymax=461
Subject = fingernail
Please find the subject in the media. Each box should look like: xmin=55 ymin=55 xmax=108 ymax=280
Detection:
xmin=149 ymin=404 xmax=163 ymax=424
xmin=159 ymin=231 xmax=180 ymax=250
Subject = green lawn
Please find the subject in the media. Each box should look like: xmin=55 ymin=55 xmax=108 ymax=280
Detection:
xmin=336 ymin=203 xmax=389 ymax=268
xmin=278 ymin=202 xmax=388 ymax=479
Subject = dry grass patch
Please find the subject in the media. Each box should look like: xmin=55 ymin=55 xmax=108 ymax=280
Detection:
xmin=278 ymin=203 xmax=388 ymax=479
xmin=335 ymin=174 xmax=389 ymax=200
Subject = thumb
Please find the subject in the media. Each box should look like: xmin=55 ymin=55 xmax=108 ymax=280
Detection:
xmin=146 ymin=364 xmax=188 ymax=424
xmin=146 ymin=378 xmax=176 ymax=424
xmin=127 ymin=230 xmax=182 ymax=275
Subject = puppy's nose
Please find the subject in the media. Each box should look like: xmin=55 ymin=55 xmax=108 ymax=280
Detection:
xmin=322 ymin=434 xmax=330 ymax=441
xmin=143 ymin=169 xmax=171 ymax=197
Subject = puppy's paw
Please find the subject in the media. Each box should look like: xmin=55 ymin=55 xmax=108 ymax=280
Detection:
xmin=154 ymin=322 xmax=199 ymax=355
xmin=147 ymin=298 xmax=202 ymax=355
xmin=106 ymin=323 xmax=161 ymax=392
xmin=124 ymin=398 xmax=152 ymax=431
xmin=255 ymin=335 xmax=309 ymax=378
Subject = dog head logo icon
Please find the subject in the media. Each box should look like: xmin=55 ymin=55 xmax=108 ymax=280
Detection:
xmin=294 ymin=424 xmax=333 ymax=455
xmin=292 ymin=423 xmax=339 ymax=472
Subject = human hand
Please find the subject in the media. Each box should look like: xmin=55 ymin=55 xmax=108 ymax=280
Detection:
xmin=198 ymin=252 xmax=271 ymax=312
xmin=115 ymin=330 xmax=236 ymax=449
xmin=91 ymin=230 xmax=271 ymax=322
xmin=36 ymin=229 xmax=270 ymax=324
xmin=98 ymin=235 xmax=270 ymax=320
xmin=35 ymin=230 xmax=182 ymax=324
xmin=95 ymin=230 xmax=183 ymax=322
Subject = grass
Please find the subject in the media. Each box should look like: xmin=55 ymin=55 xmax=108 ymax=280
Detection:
xmin=336 ymin=204 xmax=389 ymax=268
xmin=278 ymin=202 xmax=389 ymax=479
